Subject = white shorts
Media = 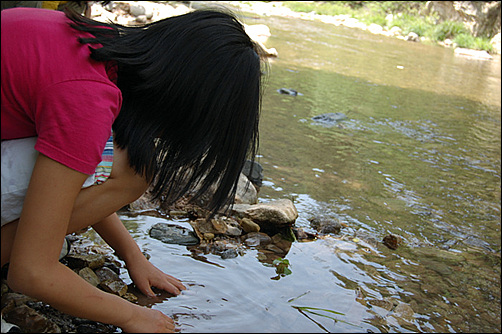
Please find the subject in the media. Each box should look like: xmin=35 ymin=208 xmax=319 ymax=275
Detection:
xmin=1 ymin=136 xmax=112 ymax=226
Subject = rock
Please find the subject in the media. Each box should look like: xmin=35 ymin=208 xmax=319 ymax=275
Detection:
xmin=454 ymin=47 xmax=493 ymax=60
xmin=292 ymin=227 xmax=317 ymax=241
xmin=122 ymin=292 xmax=138 ymax=303
xmin=383 ymin=234 xmax=402 ymax=250
xmin=211 ymin=219 xmax=228 ymax=234
xmin=203 ymin=233 xmax=215 ymax=240
xmin=135 ymin=15 xmax=147 ymax=24
xmin=239 ymin=218 xmax=261 ymax=233
xmin=99 ymin=279 xmax=128 ymax=297
xmin=78 ymin=267 xmax=100 ymax=287
xmin=461 ymin=235 xmax=494 ymax=252
xmin=95 ymin=267 xmax=120 ymax=283
xmin=355 ymin=228 xmax=379 ymax=248
xmin=224 ymin=224 xmax=242 ymax=237
xmin=242 ymin=232 xmax=272 ymax=247
xmin=234 ymin=173 xmax=258 ymax=204
xmin=389 ymin=26 xmax=402 ymax=36
xmin=244 ymin=24 xmax=271 ymax=44
xmin=220 ymin=249 xmax=238 ymax=259
xmin=277 ymin=88 xmax=301 ymax=96
xmin=65 ymin=254 xmax=105 ymax=270
xmin=393 ymin=302 xmax=415 ymax=321
xmin=405 ymin=32 xmax=420 ymax=42
xmin=270 ymin=233 xmax=292 ymax=253
xmin=309 ymin=217 xmax=342 ymax=234
xmin=232 ymin=199 xmax=298 ymax=227
xmin=149 ymin=222 xmax=199 ymax=245
xmin=311 ymin=112 xmax=347 ymax=127
xmin=242 ymin=160 xmax=264 ymax=188
xmin=368 ymin=298 xmax=395 ymax=311
xmin=129 ymin=4 xmax=145 ymax=17
xmin=367 ymin=23 xmax=384 ymax=35
xmin=1 ymin=293 xmax=34 ymax=314
xmin=4 ymin=304 xmax=61 ymax=333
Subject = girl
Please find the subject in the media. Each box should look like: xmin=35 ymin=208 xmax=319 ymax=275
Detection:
xmin=1 ymin=5 xmax=264 ymax=333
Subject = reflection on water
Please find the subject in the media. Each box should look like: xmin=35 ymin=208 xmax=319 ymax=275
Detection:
xmin=102 ymin=9 xmax=502 ymax=333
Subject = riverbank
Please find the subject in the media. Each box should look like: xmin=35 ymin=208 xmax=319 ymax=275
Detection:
xmin=218 ymin=1 xmax=501 ymax=59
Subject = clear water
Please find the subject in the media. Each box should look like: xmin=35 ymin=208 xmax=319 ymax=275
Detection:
xmin=89 ymin=10 xmax=500 ymax=333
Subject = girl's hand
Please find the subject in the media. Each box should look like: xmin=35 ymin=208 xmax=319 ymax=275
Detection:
xmin=126 ymin=255 xmax=186 ymax=298
xmin=121 ymin=305 xmax=176 ymax=333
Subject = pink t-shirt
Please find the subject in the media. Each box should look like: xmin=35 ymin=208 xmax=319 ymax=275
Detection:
xmin=1 ymin=8 xmax=122 ymax=175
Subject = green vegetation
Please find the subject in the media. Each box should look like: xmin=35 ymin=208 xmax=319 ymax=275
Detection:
xmin=282 ymin=1 xmax=495 ymax=52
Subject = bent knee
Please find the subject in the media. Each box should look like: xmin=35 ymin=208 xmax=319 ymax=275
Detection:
xmin=108 ymin=144 xmax=149 ymax=202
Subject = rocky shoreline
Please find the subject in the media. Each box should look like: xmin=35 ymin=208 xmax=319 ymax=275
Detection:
xmin=0 ymin=167 xmax=339 ymax=333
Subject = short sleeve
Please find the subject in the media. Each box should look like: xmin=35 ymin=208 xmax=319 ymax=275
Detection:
xmin=33 ymin=79 xmax=122 ymax=175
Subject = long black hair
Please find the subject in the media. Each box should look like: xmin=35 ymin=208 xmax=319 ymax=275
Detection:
xmin=65 ymin=6 xmax=265 ymax=218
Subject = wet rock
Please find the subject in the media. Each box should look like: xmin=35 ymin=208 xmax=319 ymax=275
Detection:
xmin=277 ymin=88 xmax=302 ymax=96
xmin=78 ymin=267 xmax=100 ymax=287
xmin=220 ymin=249 xmax=239 ymax=259
xmin=356 ymin=228 xmax=379 ymax=248
xmin=211 ymin=219 xmax=228 ymax=234
xmin=293 ymin=227 xmax=317 ymax=241
xmin=231 ymin=199 xmax=298 ymax=228
xmin=95 ymin=267 xmax=120 ymax=283
xmin=239 ymin=218 xmax=261 ymax=233
xmin=1 ymin=293 xmax=34 ymax=314
xmin=203 ymin=233 xmax=215 ymax=240
xmin=4 ymin=304 xmax=61 ymax=333
xmin=65 ymin=254 xmax=106 ymax=270
xmin=99 ymin=279 xmax=128 ymax=297
xmin=242 ymin=232 xmax=272 ymax=247
xmin=309 ymin=217 xmax=342 ymax=234
xmin=270 ymin=233 xmax=292 ymax=253
xmin=383 ymin=234 xmax=402 ymax=250
xmin=311 ymin=112 xmax=347 ymax=127
xmin=223 ymin=218 xmax=242 ymax=236
xmin=121 ymin=292 xmax=138 ymax=304
xmin=462 ymin=236 xmax=495 ymax=252
xmin=392 ymin=302 xmax=415 ymax=321
xmin=368 ymin=298 xmax=395 ymax=311
xmin=149 ymin=222 xmax=199 ymax=246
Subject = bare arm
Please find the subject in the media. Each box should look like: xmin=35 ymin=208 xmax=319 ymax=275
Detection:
xmin=7 ymin=154 xmax=175 ymax=332
xmin=92 ymin=213 xmax=186 ymax=296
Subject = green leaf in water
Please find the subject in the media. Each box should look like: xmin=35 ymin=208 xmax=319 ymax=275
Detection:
xmin=272 ymin=257 xmax=292 ymax=277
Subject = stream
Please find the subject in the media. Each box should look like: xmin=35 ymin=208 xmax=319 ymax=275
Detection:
xmin=86 ymin=7 xmax=500 ymax=333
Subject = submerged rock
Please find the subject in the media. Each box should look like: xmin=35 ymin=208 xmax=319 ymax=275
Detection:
xmin=311 ymin=112 xmax=347 ymax=127
xmin=383 ymin=234 xmax=402 ymax=250
xmin=277 ymin=88 xmax=303 ymax=96
xmin=309 ymin=217 xmax=342 ymax=234
xmin=149 ymin=223 xmax=199 ymax=246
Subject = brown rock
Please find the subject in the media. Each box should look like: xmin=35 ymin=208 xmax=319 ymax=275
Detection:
xmin=78 ymin=267 xmax=100 ymax=287
xmin=383 ymin=234 xmax=402 ymax=250
xmin=99 ymin=279 xmax=128 ymax=297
